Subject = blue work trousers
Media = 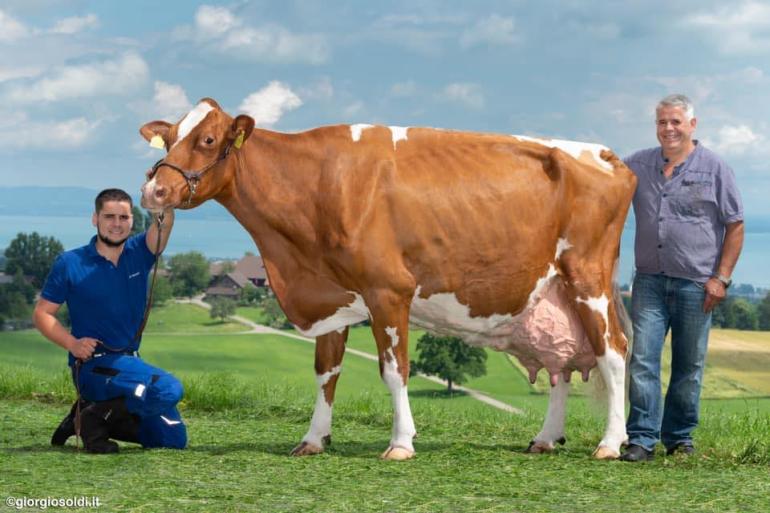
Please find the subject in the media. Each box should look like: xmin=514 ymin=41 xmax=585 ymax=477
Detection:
xmin=626 ymin=273 xmax=712 ymax=451
xmin=73 ymin=353 xmax=187 ymax=449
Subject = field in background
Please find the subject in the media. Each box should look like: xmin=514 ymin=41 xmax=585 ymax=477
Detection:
xmin=2 ymin=303 xmax=769 ymax=512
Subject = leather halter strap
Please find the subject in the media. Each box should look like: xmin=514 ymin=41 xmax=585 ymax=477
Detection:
xmin=149 ymin=143 xmax=233 ymax=207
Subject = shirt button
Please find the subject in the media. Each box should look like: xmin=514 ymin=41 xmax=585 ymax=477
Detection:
xmin=659 ymin=217 xmax=663 ymax=221
xmin=658 ymin=244 xmax=663 ymax=248
xmin=662 ymin=193 xmax=668 ymax=197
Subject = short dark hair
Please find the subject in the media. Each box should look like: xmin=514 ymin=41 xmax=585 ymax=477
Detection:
xmin=95 ymin=188 xmax=133 ymax=213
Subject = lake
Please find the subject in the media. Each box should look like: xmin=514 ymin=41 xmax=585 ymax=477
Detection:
xmin=1 ymin=214 xmax=768 ymax=288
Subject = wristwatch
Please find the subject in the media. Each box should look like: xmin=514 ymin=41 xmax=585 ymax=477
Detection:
xmin=714 ymin=274 xmax=732 ymax=289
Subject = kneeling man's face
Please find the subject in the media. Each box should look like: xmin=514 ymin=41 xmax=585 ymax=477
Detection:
xmin=93 ymin=200 xmax=133 ymax=247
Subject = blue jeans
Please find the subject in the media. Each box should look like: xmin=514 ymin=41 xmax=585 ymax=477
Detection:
xmin=626 ymin=273 xmax=712 ymax=451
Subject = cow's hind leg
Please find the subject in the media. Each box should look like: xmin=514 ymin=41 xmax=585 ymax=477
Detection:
xmin=527 ymin=376 xmax=569 ymax=453
xmin=291 ymin=328 xmax=348 ymax=456
xmin=562 ymin=259 xmax=628 ymax=460
xmin=367 ymin=290 xmax=416 ymax=461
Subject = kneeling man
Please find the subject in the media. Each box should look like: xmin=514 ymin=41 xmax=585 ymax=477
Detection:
xmin=33 ymin=188 xmax=186 ymax=453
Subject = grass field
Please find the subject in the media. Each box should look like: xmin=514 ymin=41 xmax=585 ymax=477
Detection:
xmin=1 ymin=304 xmax=769 ymax=512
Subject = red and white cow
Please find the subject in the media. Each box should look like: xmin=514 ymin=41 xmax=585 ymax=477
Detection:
xmin=140 ymin=98 xmax=636 ymax=460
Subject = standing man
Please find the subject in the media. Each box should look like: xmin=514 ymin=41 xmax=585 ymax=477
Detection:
xmin=33 ymin=188 xmax=186 ymax=453
xmin=620 ymin=94 xmax=744 ymax=462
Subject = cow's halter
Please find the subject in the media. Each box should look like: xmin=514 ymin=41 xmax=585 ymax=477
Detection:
xmin=148 ymin=143 xmax=233 ymax=207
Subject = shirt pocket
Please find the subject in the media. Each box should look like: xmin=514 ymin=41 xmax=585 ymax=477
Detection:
xmin=671 ymin=174 xmax=714 ymax=218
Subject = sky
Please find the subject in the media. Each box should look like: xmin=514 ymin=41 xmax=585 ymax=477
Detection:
xmin=1 ymin=0 xmax=769 ymax=220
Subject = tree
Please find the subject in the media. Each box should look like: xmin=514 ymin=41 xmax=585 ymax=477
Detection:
xmin=167 ymin=252 xmax=210 ymax=297
xmin=712 ymin=297 xmax=735 ymax=328
xmin=130 ymin=206 xmax=153 ymax=236
xmin=730 ymin=298 xmax=758 ymax=331
xmin=261 ymin=296 xmax=291 ymax=329
xmin=151 ymin=275 xmax=173 ymax=306
xmin=209 ymin=297 xmax=236 ymax=322
xmin=411 ymin=333 xmax=487 ymax=392
xmin=4 ymin=232 xmax=64 ymax=288
xmin=239 ymin=282 xmax=266 ymax=305
xmin=758 ymin=291 xmax=770 ymax=331
xmin=0 ymin=270 xmax=36 ymax=329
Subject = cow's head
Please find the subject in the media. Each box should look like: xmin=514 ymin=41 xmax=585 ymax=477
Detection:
xmin=139 ymin=98 xmax=254 ymax=212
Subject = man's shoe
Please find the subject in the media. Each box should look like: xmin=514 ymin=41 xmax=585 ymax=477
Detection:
xmin=51 ymin=400 xmax=91 ymax=446
xmin=80 ymin=401 xmax=120 ymax=454
xmin=666 ymin=443 xmax=695 ymax=456
xmin=620 ymin=444 xmax=655 ymax=462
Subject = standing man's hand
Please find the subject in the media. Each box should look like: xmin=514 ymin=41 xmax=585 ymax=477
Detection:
xmin=703 ymin=278 xmax=727 ymax=313
xmin=68 ymin=337 xmax=100 ymax=360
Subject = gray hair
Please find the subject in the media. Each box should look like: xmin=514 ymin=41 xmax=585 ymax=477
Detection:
xmin=656 ymin=94 xmax=695 ymax=121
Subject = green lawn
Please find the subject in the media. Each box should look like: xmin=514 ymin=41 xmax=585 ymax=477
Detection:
xmin=1 ymin=305 xmax=769 ymax=512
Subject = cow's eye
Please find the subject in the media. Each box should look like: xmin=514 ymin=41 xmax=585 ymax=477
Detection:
xmin=204 ymin=136 xmax=215 ymax=145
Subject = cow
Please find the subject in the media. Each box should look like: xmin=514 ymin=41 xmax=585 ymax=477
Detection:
xmin=139 ymin=98 xmax=636 ymax=460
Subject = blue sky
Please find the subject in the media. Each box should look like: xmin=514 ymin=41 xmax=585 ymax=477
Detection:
xmin=2 ymin=0 xmax=769 ymax=220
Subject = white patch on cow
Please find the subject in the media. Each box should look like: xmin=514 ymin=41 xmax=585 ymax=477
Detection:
xmin=350 ymin=123 xmax=373 ymax=142
xmin=526 ymin=264 xmax=558 ymax=308
xmin=408 ymin=262 xmax=559 ymax=346
xmin=301 ymin=365 xmax=342 ymax=449
xmin=576 ymin=294 xmax=610 ymax=342
xmin=385 ymin=326 xmax=399 ymax=348
xmin=134 ymin=384 xmax=145 ymax=398
xmin=532 ymin=376 xmax=569 ymax=447
xmin=173 ymin=101 xmax=214 ymax=148
xmin=316 ymin=365 xmax=342 ymax=387
xmin=295 ymin=292 xmax=370 ymax=337
xmin=555 ymin=237 xmax=572 ymax=260
xmin=512 ymin=134 xmax=613 ymax=172
xmin=381 ymin=347 xmax=416 ymax=453
xmin=595 ymin=344 xmax=627 ymax=454
xmin=388 ymin=126 xmax=409 ymax=149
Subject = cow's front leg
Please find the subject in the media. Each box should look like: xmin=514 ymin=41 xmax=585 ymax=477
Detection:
xmin=367 ymin=290 xmax=416 ymax=461
xmin=527 ymin=376 xmax=569 ymax=453
xmin=291 ymin=328 xmax=348 ymax=456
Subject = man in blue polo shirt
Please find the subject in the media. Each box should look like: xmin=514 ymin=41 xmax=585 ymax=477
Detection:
xmin=33 ymin=188 xmax=186 ymax=453
xmin=620 ymin=94 xmax=744 ymax=462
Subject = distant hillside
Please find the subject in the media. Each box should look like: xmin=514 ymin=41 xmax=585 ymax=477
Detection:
xmin=0 ymin=186 xmax=232 ymax=220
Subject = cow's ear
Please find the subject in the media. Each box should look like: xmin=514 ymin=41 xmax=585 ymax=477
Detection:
xmin=140 ymin=121 xmax=172 ymax=148
xmin=229 ymin=115 xmax=255 ymax=149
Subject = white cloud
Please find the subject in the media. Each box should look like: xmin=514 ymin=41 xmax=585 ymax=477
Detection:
xmin=685 ymin=1 xmax=770 ymax=53
xmin=705 ymin=124 xmax=764 ymax=156
xmin=195 ymin=5 xmax=238 ymax=38
xmin=460 ymin=14 xmax=518 ymax=48
xmin=0 ymin=65 xmax=42 ymax=83
xmin=238 ymin=81 xmax=302 ymax=127
xmin=50 ymin=13 xmax=98 ymax=34
xmin=179 ymin=5 xmax=329 ymax=64
xmin=152 ymin=81 xmax=193 ymax=122
xmin=342 ymin=101 xmax=365 ymax=118
xmin=0 ymin=9 xmax=28 ymax=41
xmin=440 ymin=82 xmax=485 ymax=109
xmin=6 ymin=52 xmax=149 ymax=104
xmin=0 ymin=114 xmax=101 ymax=150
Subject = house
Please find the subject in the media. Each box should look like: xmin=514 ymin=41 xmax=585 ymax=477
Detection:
xmin=204 ymin=271 xmax=250 ymax=301
xmin=235 ymin=255 xmax=269 ymax=287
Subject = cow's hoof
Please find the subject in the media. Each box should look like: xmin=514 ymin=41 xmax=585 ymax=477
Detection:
xmin=592 ymin=446 xmax=620 ymax=460
xmin=526 ymin=437 xmax=565 ymax=453
xmin=290 ymin=441 xmax=324 ymax=456
xmin=381 ymin=446 xmax=415 ymax=461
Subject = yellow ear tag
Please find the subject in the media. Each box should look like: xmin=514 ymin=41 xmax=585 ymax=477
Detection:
xmin=149 ymin=135 xmax=165 ymax=149
xmin=233 ymin=131 xmax=245 ymax=149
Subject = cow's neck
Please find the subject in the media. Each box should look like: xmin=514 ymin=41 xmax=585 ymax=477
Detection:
xmin=217 ymin=129 xmax=324 ymax=299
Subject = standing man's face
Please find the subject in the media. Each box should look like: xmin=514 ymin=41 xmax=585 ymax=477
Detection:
xmin=656 ymin=105 xmax=697 ymax=155
xmin=93 ymin=200 xmax=133 ymax=247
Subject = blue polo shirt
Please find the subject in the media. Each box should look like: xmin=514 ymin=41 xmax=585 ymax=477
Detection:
xmin=624 ymin=141 xmax=743 ymax=283
xmin=41 ymin=233 xmax=156 ymax=365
